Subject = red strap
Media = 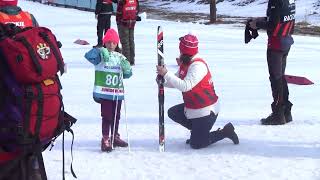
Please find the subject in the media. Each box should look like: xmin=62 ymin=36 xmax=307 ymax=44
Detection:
xmin=287 ymin=22 xmax=294 ymax=35
xmin=272 ymin=23 xmax=281 ymax=37
xmin=0 ymin=151 xmax=20 ymax=164
xmin=282 ymin=22 xmax=290 ymax=36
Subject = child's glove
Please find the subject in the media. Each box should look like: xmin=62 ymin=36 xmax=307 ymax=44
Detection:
xmin=100 ymin=48 xmax=110 ymax=62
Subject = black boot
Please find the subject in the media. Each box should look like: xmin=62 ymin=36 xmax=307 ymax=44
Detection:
xmin=221 ymin=123 xmax=239 ymax=144
xmin=284 ymin=101 xmax=293 ymax=123
xmin=210 ymin=123 xmax=239 ymax=145
xmin=261 ymin=103 xmax=286 ymax=125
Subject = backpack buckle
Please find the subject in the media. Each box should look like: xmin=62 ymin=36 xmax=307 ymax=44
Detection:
xmin=25 ymin=87 xmax=34 ymax=98
xmin=16 ymin=54 xmax=23 ymax=63
xmin=16 ymin=125 xmax=24 ymax=136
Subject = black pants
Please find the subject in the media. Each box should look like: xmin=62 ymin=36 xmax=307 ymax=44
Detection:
xmin=168 ymin=103 xmax=217 ymax=149
xmin=97 ymin=14 xmax=111 ymax=46
xmin=0 ymin=154 xmax=41 ymax=180
xmin=267 ymin=49 xmax=290 ymax=106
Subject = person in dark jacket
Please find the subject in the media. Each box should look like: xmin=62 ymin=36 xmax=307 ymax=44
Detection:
xmin=249 ymin=0 xmax=295 ymax=125
xmin=116 ymin=0 xmax=139 ymax=65
xmin=94 ymin=0 xmax=117 ymax=47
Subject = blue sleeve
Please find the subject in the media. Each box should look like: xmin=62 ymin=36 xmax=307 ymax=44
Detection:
xmin=84 ymin=48 xmax=102 ymax=65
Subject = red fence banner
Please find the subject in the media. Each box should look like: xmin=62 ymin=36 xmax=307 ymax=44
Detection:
xmin=285 ymin=75 xmax=314 ymax=85
xmin=74 ymin=39 xmax=90 ymax=45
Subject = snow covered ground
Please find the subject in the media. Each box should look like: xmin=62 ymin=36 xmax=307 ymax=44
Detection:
xmin=143 ymin=0 xmax=320 ymax=25
xmin=19 ymin=1 xmax=320 ymax=180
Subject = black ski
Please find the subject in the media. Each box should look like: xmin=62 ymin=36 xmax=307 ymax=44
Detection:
xmin=157 ymin=26 xmax=165 ymax=152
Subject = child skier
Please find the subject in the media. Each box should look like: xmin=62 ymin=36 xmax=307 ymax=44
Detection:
xmin=85 ymin=28 xmax=132 ymax=152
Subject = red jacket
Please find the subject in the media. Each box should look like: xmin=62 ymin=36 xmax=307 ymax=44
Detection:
xmin=179 ymin=59 xmax=218 ymax=109
xmin=0 ymin=10 xmax=33 ymax=28
xmin=0 ymin=6 xmax=38 ymax=27
xmin=116 ymin=0 xmax=139 ymax=29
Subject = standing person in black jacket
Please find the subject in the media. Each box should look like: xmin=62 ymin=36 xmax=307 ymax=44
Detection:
xmin=249 ymin=0 xmax=295 ymax=125
xmin=94 ymin=0 xmax=117 ymax=47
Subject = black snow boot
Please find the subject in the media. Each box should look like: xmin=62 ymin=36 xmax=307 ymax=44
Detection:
xmin=284 ymin=101 xmax=293 ymax=123
xmin=210 ymin=123 xmax=239 ymax=145
xmin=261 ymin=103 xmax=286 ymax=125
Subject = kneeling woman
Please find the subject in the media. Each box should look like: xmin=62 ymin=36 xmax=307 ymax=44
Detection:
xmin=156 ymin=33 xmax=239 ymax=149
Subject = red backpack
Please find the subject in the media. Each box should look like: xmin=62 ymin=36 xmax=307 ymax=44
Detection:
xmin=122 ymin=0 xmax=138 ymax=21
xmin=0 ymin=24 xmax=65 ymax=83
xmin=0 ymin=23 xmax=76 ymax=180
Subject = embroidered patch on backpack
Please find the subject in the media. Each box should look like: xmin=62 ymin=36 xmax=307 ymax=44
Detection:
xmin=37 ymin=43 xmax=50 ymax=60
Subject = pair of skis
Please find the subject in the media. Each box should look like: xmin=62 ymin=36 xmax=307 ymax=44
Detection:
xmin=157 ymin=26 xmax=165 ymax=152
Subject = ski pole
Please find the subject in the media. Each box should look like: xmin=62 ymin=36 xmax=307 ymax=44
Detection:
xmin=119 ymin=70 xmax=131 ymax=153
